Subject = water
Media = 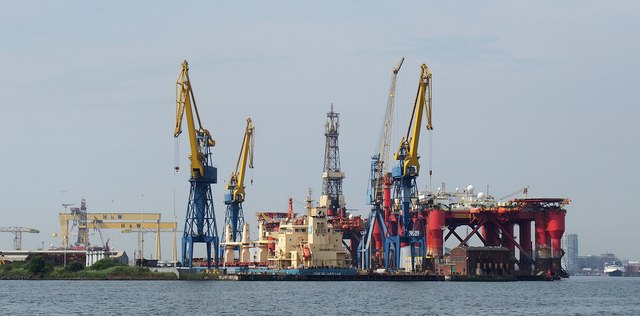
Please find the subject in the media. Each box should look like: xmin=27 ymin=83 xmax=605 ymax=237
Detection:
xmin=1 ymin=276 xmax=639 ymax=315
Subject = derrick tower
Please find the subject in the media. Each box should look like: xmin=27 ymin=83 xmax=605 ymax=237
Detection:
xmin=320 ymin=104 xmax=346 ymax=217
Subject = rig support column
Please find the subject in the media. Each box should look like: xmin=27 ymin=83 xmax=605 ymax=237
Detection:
xmin=426 ymin=209 xmax=445 ymax=258
xmin=519 ymin=221 xmax=532 ymax=272
xmin=547 ymin=208 xmax=567 ymax=277
xmin=534 ymin=211 xmax=551 ymax=274
xmin=501 ymin=222 xmax=515 ymax=260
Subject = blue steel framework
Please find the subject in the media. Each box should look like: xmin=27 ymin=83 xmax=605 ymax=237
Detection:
xmin=383 ymin=63 xmax=432 ymax=272
xmin=386 ymin=162 xmax=426 ymax=271
xmin=175 ymin=60 xmax=219 ymax=269
xmin=358 ymin=157 xmax=391 ymax=270
xmin=182 ymin=133 xmax=219 ymax=269
xmin=221 ymin=189 xmax=244 ymax=257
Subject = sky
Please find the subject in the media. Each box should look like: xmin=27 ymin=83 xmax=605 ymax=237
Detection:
xmin=1 ymin=1 xmax=638 ymax=261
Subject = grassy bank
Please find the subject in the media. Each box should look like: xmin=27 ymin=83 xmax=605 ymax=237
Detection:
xmin=0 ymin=257 xmax=179 ymax=280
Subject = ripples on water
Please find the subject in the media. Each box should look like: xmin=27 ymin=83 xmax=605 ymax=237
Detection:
xmin=1 ymin=276 xmax=639 ymax=315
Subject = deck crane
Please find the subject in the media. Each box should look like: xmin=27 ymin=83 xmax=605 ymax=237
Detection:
xmin=174 ymin=60 xmax=219 ymax=269
xmin=221 ymin=118 xmax=255 ymax=262
xmin=359 ymin=57 xmax=404 ymax=269
xmin=386 ymin=63 xmax=433 ymax=271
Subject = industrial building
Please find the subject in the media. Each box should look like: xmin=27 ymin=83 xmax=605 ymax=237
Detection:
xmin=442 ymin=246 xmax=512 ymax=276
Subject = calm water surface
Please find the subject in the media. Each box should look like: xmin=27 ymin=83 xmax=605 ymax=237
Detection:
xmin=1 ymin=276 xmax=639 ymax=315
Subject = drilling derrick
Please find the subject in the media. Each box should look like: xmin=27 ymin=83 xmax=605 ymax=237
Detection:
xmin=174 ymin=60 xmax=219 ymax=269
xmin=319 ymin=104 xmax=346 ymax=217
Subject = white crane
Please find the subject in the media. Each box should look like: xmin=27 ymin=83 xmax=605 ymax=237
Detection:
xmin=0 ymin=227 xmax=40 ymax=250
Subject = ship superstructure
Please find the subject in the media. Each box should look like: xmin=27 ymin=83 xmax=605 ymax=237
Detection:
xmin=267 ymin=191 xmax=348 ymax=269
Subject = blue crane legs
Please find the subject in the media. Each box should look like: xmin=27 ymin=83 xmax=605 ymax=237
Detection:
xmin=182 ymin=177 xmax=219 ymax=269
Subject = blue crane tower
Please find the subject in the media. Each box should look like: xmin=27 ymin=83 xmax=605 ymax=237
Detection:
xmin=174 ymin=60 xmax=219 ymax=269
xmin=385 ymin=63 xmax=433 ymax=272
xmin=221 ymin=118 xmax=255 ymax=263
xmin=359 ymin=57 xmax=404 ymax=270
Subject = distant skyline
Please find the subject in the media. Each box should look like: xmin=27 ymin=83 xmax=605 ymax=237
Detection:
xmin=1 ymin=1 xmax=639 ymax=260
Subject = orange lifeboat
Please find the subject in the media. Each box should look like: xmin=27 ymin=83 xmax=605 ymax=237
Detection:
xmin=302 ymin=245 xmax=312 ymax=260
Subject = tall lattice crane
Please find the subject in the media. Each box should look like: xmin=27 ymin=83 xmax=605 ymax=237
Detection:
xmin=369 ymin=57 xmax=404 ymax=205
xmin=360 ymin=57 xmax=404 ymax=269
xmin=174 ymin=60 xmax=219 ymax=269
xmin=0 ymin=227 xmax=39 ymax=250
xmin=221 ymin=118 xmax=255 ymax=261
xmin=386 ymin=63 xmax=433 ymax=271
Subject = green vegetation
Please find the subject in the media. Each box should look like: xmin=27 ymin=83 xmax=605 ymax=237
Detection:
xmin=25 ymin=256 xmax=53 ymax=276
xmin=0 ymin=257 xmax=178 ymax=280
xmin=89 ymin=258 xmax=126 ymax=270
xmin=64 ymin=261 xmax=85 ymax=272
xmin=49 ymin=265 xmax=178 ymax=280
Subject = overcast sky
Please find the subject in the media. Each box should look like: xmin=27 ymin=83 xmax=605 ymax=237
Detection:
xmin=1 ymin=1 xmax=638 ymax=261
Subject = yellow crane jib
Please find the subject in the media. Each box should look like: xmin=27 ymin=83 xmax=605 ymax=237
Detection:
xmin=226 ymin=118 xmax=255 ymax=203
xmin=394 ymin=63 xmax=433 ymax=177
xmin=174 ymin=60 xmax=217 ymax=182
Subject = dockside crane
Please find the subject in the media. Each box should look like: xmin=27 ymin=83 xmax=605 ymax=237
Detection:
xmin=174 ymin=60 xmax=219 ymax=269
xmin=0 ymin=227 xmax=39 ymax=250
xmin=221 ymin=118 xmax=255 ymax=262
xmin=386 ymin=63 xmax=433 ymax=271
xmin=359 ymin=57 xmax=404 ymax=270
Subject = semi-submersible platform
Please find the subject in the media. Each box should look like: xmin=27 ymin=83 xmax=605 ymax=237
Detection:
xmin=173 ymin=59 xmax=570 ymax=281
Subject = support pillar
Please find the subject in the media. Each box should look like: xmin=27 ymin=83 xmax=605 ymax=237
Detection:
xmin=519 ymin=221 xmax=532 ymax=272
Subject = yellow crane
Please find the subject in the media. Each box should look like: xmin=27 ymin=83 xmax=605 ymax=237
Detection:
xmin=174 ymin=60 xmax=219 ymax=269
xmin=58 ymin=212 xmax=162 ymax=248
xmin=387 ymin=63 xmax=433 ymax=272
xmin=394 ymin=63 xmax=433 ymax=177
xmin=174 ymin=60 xmax=216 ymax=179
xmin=222 ymin=118 xmax=255 ymax=260
xmin=121 ymin=226 xmax=180 ymax=262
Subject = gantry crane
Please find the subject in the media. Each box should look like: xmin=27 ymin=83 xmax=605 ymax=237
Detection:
xmin=121 ymin=226 xmax=179 ymax=263
xmin=58 ymin=210 xmax=162 ymax=248
xmin=385 ymin=63 xmax=433 ymax=271
xmin=221 ymin=118 xmax=255 ymax=262
xmin=359 ymin=57 xmax=404 ymax=269
xmin=174 ymin=60 xmax=219 ymax=269
xmin=0 ymin=227 xmax=39 ymax=250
